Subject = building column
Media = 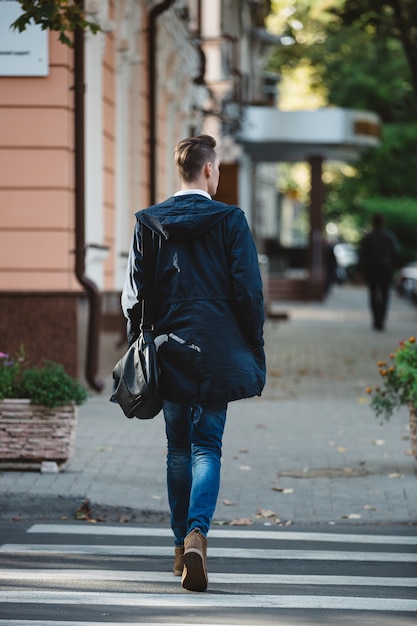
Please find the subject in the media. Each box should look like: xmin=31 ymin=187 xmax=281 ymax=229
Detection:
xmin=308 ymin=155 xmax=324 ymax=300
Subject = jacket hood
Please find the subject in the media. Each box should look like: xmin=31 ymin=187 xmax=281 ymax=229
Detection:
xmin=136 ymin=195 xmax=237 ymax=242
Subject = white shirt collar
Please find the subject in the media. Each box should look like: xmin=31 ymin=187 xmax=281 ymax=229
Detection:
xmin=174 ymin=189 xmax=211 ymax=200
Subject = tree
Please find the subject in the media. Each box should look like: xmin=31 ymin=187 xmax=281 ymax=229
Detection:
xmin=11 ymin=0 xmax=99 ymax=47
xmin=332 ymin=0 xmax=417 ymax=110
xmin=267 ymin=0 xmax=417 ymax=259
xmin=268 ymin=1 xmax=416 ymax=122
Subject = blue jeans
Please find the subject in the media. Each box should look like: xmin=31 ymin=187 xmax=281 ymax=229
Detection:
xmin=163 ymin=400 xmax=227 ymax=546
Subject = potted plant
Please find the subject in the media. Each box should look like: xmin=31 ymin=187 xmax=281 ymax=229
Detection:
xmin=0 ymin=349 xmax=88 ymax=469
xmin=366 ymin=336 xmax=417 ymax=460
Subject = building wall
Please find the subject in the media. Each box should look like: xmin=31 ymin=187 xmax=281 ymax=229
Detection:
xmin=0 ymin=292 xmax=79 ymax=376
xmin=102 ymin=0 xmax=116 ymax=290
xmin=0 ymin=0 xmax=253 ymax=301
xmin=0 ymin=0 xmax=268 ymax=380
xmin=154 ymin=9 xmax=203 ymax=205
xmin=0 ymin=32 xmax=77 ymax=293
xmin=134 ymin=6 xmax=150 ymax=218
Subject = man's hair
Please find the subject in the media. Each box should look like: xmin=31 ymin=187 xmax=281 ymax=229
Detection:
xmin=372 ymin=212 xmax=385 ymax=230
xmin=174 ymin=134 xmax=217 ymax=183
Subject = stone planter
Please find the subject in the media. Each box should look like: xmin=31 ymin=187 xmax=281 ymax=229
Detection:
xmin=0 ymin=399 xmax=77 ymax=470
xmin=409 ymin=405 xmax=417 ymax=461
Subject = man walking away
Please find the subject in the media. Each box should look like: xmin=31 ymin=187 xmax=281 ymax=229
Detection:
xmin=121 ymin=135 xmax=266 ymax=591
xmin=359 ymin=212 xmax=399 ymax=331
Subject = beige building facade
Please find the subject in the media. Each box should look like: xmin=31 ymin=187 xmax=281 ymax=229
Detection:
xmin=0 ymin=0 xmax=273 ymax=386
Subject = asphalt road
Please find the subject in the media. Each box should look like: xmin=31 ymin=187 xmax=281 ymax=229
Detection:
xmin=0 ymin=520 xmax=416 ymax=625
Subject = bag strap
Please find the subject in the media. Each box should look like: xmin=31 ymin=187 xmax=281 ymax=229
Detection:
xmin=141 ymin=224 xmax=159 ymax=332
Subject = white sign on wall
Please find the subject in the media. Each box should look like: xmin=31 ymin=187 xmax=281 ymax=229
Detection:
xmin=0 ymin=0 xmax=49 ymax=76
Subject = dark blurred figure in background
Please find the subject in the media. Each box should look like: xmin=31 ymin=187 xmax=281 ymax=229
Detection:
xmin=359 ymin=213 xmax=399 ymax=331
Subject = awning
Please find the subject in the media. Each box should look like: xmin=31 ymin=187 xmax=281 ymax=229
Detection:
xmin=237 ymin=106 xmax=381 ymax=162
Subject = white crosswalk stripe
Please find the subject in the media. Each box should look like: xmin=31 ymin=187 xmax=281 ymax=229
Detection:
xmin=0 ymin=523 xmax=416 ymax=624
xmin=26 ymin=524 xmax=417 ymax=545
xmin=1 ymin=590 xmax=417 ymax=611
xmin=0 ymin=623 xmax=221 ymax=626
xmin=1 ymin=567 xmax=416 ymax=587
xmin=0 ymin=623 xmax=247 ymax=626
xmin=2 ymin=542 xmax=416 ymax=561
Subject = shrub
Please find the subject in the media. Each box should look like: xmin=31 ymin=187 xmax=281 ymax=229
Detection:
xmin=366 ymin=336 xmax=417 ymax=421
xmin=0 ymin=349 xmax=88 ymax=408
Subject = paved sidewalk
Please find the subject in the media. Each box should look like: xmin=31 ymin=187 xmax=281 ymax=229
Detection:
xmin=1 ymin=284 xmax=416 ymax=527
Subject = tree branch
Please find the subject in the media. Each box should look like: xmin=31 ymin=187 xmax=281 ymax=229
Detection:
xmin=11 ymin=0 xmax=100 ymax=47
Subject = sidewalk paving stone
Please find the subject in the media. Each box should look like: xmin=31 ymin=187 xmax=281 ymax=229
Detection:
xmin=0 ymin=284 xmax=416 ymax=527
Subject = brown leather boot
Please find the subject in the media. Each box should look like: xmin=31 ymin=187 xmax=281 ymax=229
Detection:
xmin=181 ymin=528 xmax=208 ymax=592
xmin=173 ymin=546 xmax=184 ymax=576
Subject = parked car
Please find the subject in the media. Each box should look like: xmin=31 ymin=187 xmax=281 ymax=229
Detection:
xmin=395 ymin=261 xmax=417 ymax=301
xmin=333 ymin=243 xmax=358 ymax=283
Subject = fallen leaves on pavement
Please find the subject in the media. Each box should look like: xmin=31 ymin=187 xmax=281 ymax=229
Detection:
xmin=256 ymin=508 xmax=277 ymax=518
xmin=73 ymin=498 xmax=104 ymax=523
xmin=229 ymin=518 xmax=253 ymax=526
xmin=272 ymin=486 xmax=294 ymax=494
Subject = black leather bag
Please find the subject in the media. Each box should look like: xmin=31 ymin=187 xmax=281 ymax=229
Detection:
xmin=110 ymin=329 xmax=162 ymax=419
xmin=110 ymin=225 xmax=162 ymax=419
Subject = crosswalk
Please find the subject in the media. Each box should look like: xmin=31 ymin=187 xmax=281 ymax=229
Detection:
xmin=0 ymin=523 xmax=416 ymax=625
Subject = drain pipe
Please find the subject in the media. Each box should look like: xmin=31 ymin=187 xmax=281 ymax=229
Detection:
xmin=73 ymin=2 xmax=104 ymax=392
xmin=148 ymin=0 xmax=176 ymax=205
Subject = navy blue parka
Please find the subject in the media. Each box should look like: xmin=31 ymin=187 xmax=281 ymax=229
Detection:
xmin=121 ymin=193 xmax=266 ymax=406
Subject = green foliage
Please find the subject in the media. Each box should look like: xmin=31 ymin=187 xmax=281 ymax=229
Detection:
xmin=325 ymin=123 xmax=417 ymax=211
xmin=0 ymin=349 xmax=88 ymax=408
xmin=361 ymin=197 xmax=417 ymax=263
xmin=0 ymin=351 xmax=22 ymax=399
xmin=11 ymin=0 xmax=100 ymax=47
xmin=268 ymin=2 xmax=417 ymax=122
xmin=366 ymin=337 xmax=417 ymax=421
xmin=359 ymin=124 xmax=417 ymax=196
xmin=324 ymin=123 xmax=417 ymax=258
xmin=20 ymin=361 xmax=88 ymax=407
xmin=331 ymin=0 xmax=417 ymax=109
xmin=315 ymin=31 xmax=415 ymax=123
xmin=268 ymin=1 xmax=417 ymax=253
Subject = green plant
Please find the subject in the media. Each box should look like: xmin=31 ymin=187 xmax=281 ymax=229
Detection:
xmin=366 ymin=336 xmax=417 ymax=421
xmin=0 ymin=349 xmax=88 ymax=408
xmin=0 ymin=351 xmax=22 ymax=399
xmin=11 ymin=0 xmax=100 ymax=48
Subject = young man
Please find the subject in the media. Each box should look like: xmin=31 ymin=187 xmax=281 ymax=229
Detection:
xmin=359 ymin=212 xmax=399 ymax=331
xmin=122 ymin=135 xmax=266 ymax=591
